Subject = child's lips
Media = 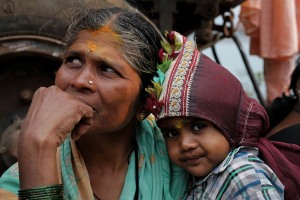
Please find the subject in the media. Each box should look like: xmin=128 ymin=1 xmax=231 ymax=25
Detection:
xmin=180 ymin=155 xmax=203 ymax=165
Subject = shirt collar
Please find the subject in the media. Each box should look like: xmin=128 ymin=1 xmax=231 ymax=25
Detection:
xmin=194 ymin=146 xmax=242 ymax=184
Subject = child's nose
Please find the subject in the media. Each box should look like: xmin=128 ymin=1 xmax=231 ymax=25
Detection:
xmin=178 ymin=133 xmax=197 ymax=153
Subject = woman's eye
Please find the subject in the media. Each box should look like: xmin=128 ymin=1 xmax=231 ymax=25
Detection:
xmin=98 ymin=62 xmax=118 ymax=74
xmin=100 ymin=65 xmax=115 ymax=73
xmin=162 ymin=129 xmax=179 ymax=138
xmin=192 ymin=123 xmax=207 ymax=131
xmin=65 ymin=57 xmax=82 ymax=67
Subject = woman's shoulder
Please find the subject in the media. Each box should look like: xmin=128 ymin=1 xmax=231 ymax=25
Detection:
xmin=268 ymin=123 xmax=300 ymax=145
xmin=137 ymin=114 xmax=162 ymax=141
xmin=141 ymin=114 xmax=158 ymax=131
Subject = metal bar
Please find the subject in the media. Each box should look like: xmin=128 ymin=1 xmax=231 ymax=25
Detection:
xmin=211 ymin=45 xmax=221 ymax=64
xmin=231 ymin=34 xmax=266 ymax=107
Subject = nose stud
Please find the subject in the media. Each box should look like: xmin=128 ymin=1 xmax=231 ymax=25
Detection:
xmin=88 ymin=80 xmax=93 ymax=85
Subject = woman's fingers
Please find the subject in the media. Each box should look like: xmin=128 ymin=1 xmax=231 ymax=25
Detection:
xmin=19 ymin=86 xmax=93 ymax=148
xmin=71 ymin=105 xmax=94 ymax=141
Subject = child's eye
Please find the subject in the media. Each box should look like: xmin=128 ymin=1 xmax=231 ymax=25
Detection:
xmin=162 ymin=129 xmax=179 ymax=138
xmin=191 ymin=122 xmax=207 ymax=131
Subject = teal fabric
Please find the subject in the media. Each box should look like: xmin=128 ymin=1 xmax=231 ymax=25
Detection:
xmin=0 ymin=162 xmax=19 ymax=194
xmin=133 ymin=119 xmax=189 ymax=200
xmin=0 ymin=119 xmax=189 ymax=199
xmin=60 ymin=136 xmax=79 ymax=199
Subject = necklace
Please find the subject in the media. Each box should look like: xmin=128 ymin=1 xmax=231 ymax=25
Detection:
xmin=92 ymin=143 xmax=139 ymax=200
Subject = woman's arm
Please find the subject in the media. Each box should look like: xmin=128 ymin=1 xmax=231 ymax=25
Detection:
xmin=17 ymin=86 xmax=93 ymax=189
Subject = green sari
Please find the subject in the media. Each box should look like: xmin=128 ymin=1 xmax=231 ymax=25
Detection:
xmin=0 ymin=117 xmax=189 ymax=200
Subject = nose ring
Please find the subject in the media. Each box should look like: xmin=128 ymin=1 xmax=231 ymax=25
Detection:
xmin=88 ymin=80 xmax=93 ymax=85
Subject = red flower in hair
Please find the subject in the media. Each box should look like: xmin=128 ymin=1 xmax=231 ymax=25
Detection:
xmin=168 ymin=51 xmax=179 ymax=60
xmin=158 ymin=48 xmax=165 ymax=62
xmin=145 ymin=93 xmax=164 ymax=117
xmin=167 ymin=32 xmax=175 ymax=44
xmin=144 ymin=31 xmax=182 ymax=118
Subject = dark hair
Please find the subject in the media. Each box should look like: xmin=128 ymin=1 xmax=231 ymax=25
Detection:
xmin=63 ymin=7 xmax=164 ymax=103
xmin=266 ymin=56 xmax=300 ymax=130
xmin=289 ymin=56 xmax=300 ymax=94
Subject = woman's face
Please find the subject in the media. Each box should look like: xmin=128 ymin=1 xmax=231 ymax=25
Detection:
xmin=55 ymin=30 xmax=142 ymax=135
xmin=158 ymin=117 xmax=230 ymax=178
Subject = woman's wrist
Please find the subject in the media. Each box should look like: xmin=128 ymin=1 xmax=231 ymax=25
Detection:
xmin=18 ymin=143 xmax=59 ymax=189
xmin=18 ymin=184 xmax=64 ymax=200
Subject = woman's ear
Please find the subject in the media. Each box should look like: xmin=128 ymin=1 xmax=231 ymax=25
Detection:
xmin=136 ymin=106 xmax=151 ymax=121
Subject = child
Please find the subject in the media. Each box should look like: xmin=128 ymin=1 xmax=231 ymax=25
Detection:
xmin=145 ymin=31 xmax=284 ymax=199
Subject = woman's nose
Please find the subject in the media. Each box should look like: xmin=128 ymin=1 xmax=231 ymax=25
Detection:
xmin=178 ymin=132 xmax=197 ymax=153
xmin=71 ymin=68 xmax=96 ymax=91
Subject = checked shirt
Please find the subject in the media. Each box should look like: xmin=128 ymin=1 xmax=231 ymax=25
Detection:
xmin=185 ymin=146 xmax=284 ymax=200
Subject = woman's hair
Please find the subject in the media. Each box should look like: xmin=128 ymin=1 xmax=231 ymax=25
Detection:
xmin=63 ymin=7 xmax=164 ymax=103
xmin=266 ymin=56 xmax=300 ymax=130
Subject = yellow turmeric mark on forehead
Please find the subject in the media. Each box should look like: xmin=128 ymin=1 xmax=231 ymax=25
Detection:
xmin=87 ymin=41 xmax=97 ymax=52
xmin=92 ymin=25 xmax=121 ymax=43
xmin=175 ymin=120 xmax=185 ymax=129
xmin=175 ymin=119 xmax=193 ymax=129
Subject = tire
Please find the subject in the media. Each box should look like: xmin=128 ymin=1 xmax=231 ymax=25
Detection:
xmin=0 ymin=0 xmax=133 ymax=40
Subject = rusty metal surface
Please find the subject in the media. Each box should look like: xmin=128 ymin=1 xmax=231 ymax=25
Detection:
xmin=0 ymin=0 xmax=132 ymax=39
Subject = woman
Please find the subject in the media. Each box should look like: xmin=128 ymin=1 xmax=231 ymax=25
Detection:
xmin=265 ymin=56 xmax=300 ymax=145
xmin=262 ymin=57 xmax=300 ymax=199
xmin=0 ymin=7 xmax=189 ymax=199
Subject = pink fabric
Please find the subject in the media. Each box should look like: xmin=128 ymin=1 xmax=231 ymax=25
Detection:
xmin=258 ymin=138 xmax=300 ymax=200
xmin=239 ymin=0 xmax=300 ymax=103
xmin=240 ymin=0 xmax=298 ymax=59
xmin=264 ymin=58 xmax=295 ymax=104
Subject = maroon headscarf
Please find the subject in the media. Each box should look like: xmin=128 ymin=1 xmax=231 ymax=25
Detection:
xmin=153 ymin=31 xmax=300 ymax=199
xmin=258 ymin=139 xmax=300 ymax=199
xmin=156 ymin=31 xmax=269 ymax=148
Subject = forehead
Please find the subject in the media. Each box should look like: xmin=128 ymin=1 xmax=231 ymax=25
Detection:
xmin=69 ymin=29 xmax=122 ymax=51
xmin=66 ymin=30 xmax=138 ymax=75
xmin=67 ymin=30 xmax=124 ymax=59
xmin=157 ymin=116 xmax=203 ymax=127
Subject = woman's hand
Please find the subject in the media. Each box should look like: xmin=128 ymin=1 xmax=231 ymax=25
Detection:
xmin=17 ymin=86 xmax=93 ymax=189
xmin=19 ymin=86 xmax=93 ymax=147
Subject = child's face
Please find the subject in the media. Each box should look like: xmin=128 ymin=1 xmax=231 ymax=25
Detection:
xmin=158 ymin=116 xmax=230 ymax=178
